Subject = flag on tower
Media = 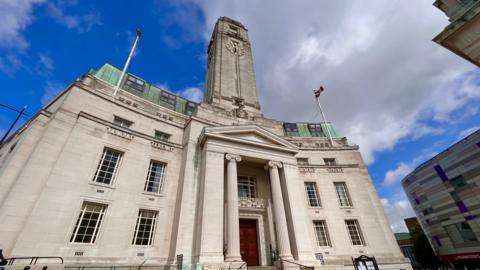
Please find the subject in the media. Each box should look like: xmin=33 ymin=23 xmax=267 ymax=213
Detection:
xmin=314 ymin=86 xmax=324 ymax=98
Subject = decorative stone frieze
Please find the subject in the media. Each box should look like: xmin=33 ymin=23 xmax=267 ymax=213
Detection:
xmin=238 ymin=197 xmax=265 ymax=209
xmin=150 ymin=141 xmax=174 ymax=152
xmin=106 ymin=126 xmax=134 ymax=140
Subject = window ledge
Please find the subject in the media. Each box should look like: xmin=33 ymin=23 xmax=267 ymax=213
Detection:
xmin=340 ymin=206 xmax=354 ymax=209
xmin=142 ymin=191 xmax=165 ymax=197
xmin=89 ymin=182 xmax=116 ymax=190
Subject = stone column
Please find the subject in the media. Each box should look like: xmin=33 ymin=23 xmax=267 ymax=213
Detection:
xmin=265 ymin=161 xmax=293 ymax=260
xmin=225 ymin=153 xmax=242 ymax=261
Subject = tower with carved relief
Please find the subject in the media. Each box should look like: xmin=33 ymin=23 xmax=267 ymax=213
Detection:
xmin=204 ymin=17 xmax=261 ymax=118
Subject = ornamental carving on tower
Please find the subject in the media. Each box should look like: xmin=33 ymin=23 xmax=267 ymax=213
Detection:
xmin=226 ymin=40 xmax=245 ymax=56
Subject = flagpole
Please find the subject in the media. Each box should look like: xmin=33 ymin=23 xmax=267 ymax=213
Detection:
xmin=314 ymin=89 xmax=334 ymax=146
xmin=113 ymin=28 xmax=142 ymax=97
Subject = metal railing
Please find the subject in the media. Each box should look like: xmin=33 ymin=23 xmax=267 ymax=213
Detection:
xmin=271 ymin=251 xmax=313 ymax=270
xmin=5 ymin=257 xmax=64 ymax=266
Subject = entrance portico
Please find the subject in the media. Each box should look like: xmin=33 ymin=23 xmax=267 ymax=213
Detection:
xmin=196 ymin=125 xmax=316 ymax=268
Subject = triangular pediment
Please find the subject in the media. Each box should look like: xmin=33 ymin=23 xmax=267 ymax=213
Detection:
xmin=200 ymin=125 xmax=298 ymax=153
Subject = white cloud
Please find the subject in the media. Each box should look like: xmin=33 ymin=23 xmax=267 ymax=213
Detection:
xmin=458 ymin=125 xmax=480 ymax=139
xmin=41 ymin=80 xmax=64 ymax=105
xmin=179 ymin=87 xmax=203 ymax=103
xmin=382 ymin=163 xmax=412 ymax=187
xmin=381 ymin=195 xmax=416 ymax=233
xmin=0 ymin=0 xmax=46 ymax=49
xmin=45 ymin=1 xmax=102 ymax=33
xmin=174 ymin=0 xmax=479 ymax=165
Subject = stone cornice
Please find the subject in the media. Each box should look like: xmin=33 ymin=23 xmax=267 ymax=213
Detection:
xmin=77 ymin=111 xmax=182 ymax=150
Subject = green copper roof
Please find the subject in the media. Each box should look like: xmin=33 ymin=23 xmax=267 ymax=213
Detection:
xmin=283 ymin=122 xmax=340 ymax=138
xmin=91 ymin=64 xmax=340 ymax=138
xmin=92 ymin=63 xmax=198 ymax=116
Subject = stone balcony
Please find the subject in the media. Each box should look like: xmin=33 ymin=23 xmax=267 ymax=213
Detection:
xmin=238 ymin=197 xmax=266 ymax=209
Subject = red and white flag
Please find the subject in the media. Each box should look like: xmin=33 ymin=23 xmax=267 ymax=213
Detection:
xmin=314 ymin=86 xmax=324 ymax=98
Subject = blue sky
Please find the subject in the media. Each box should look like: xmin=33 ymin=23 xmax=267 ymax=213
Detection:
xmin=1 ymin=0 xmax=480 ymax=232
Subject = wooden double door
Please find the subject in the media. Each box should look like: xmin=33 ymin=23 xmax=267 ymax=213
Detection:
xmin=239 ymin=219 xmax=259 ymax=266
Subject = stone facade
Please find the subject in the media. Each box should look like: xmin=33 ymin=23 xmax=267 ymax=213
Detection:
xmin=0 ymin=17 xmax=410 ymax=270
xmin=433 ymin=0 xmax=480 ymax=66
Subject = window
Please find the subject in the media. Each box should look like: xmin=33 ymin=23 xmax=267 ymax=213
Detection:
xmin=238 ymin=176 xmax=256 ymax=198
xmin=160 ymin=91 xmax=176 ymax=106
xmin=422 ymin=207 xmax=434 ymax=216
xmin=113 ymin=116 xmax=133 ymax=128
xmin=284 ymin=123 xmax=299 ymax=136
xmin=334 ymin=182 xmax=352 ymax=207
xmin=144 ymin=161 xmax=167 ymax=194
xmin=125 ymin=75 xmax=145 ymax=93
xmin=308 ymin=124 xmax=323 ymax=137
xmin=345 ymin=219 xmax=365 ymax=246
xmin=450 ymin=175 xmax=467 ymax=190
xmin=132 ymin=210 xmax=158 ymax=246
xmin=445 ymin=222 xmax=477 ymax=244
xmin=323 ymin=158 xmax=336 ymax=166
xmin=313 ymin=220 xmax=331 ymax=246
xmin=70 ymin=202 xmax=107 ymax=244
xmin=186 ymin=102 xmax=197 ymax=115
xmin=296 ymin=158 xmax=309 ymax=165
xmin=305 ymin=182 xmax=321 ymax=207
xmin=93 ymin=148 xmax=123 ymax=185
xmin=154 ymin=130 xmax=171 ymax=142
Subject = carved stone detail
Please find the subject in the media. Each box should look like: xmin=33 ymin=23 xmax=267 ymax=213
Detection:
xmin=264 ymin=161 xmax=283 ymax=170
xmin=150 ymin=141 xmax=174 ymax=152
xmin=225 ymin=153 xmax=242 ymax=162
xmin=106 ymin=127 xmax=134 ymax=140
xmin=238 ymin=198 xmax=265 ymax=209
xmin=226 ymin=40 xmax=245 ymax=56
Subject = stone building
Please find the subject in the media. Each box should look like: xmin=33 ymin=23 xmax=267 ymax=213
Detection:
xmin=433 ymin=0 xmax=480 ymax=66
xmin=402 ymin=129 xmax=480 ymax=268
xmin=0 ymin=17 xmax=410 ymax=269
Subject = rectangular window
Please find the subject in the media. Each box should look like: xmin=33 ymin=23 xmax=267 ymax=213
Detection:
xmin=144 ymin=161 xmax=167 ymax=194
xmin=445 ymin=222 xmax=477 ymax=244
xmin=305 ymin=182 xmax=321 ymax=207
xmin=238 ymin=176 xmax=256 ymax=199
xmin=70 ymin=202 xmax=107 ymax=244
xmin=113 ymin=116 xmax=133 ymax=128
xmin=186 ymin=102 xmax=197 ymax=115
xmin=132 ymin=210 xmax=158 ymax=246
xmin=93 ymin=148 xmax=123 ymax=185
xmin=283 ymin=123 xmax=299 ymax=136
xmin=154 ymin=130 xmax=171 ymax=141
xmin=334 ymin=182 xmax=352 ymax=207
xmin=125 ymin=75 xmax=145 ymax=93
xmin=160 ymin=91 xmax=176 ymax=106
xmin=296 ymin=158 xmax=309 ymax=165
xmin=323 ymin=158 xmax=336 ymax=166
xmin=308 ymin=124 xmax=323 ymax=137
xmin=313 ymin=220 xmax=331 ymax=246
xmin=450 ymin=175 xmax=467 ymax=190
xmin=345 ymin=219 xmax=365 ymax=246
